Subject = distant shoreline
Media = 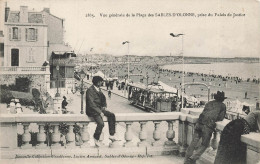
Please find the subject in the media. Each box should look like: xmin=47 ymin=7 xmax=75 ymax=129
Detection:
xmin=158 ymin=61 xmax=259 ymax=66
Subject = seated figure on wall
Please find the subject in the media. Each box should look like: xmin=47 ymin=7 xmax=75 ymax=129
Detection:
xmin=32 ymin=88 xmax=46 ymax=114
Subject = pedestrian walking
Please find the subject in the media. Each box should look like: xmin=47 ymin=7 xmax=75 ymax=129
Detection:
xmin=85 ymin=76 xmax=119 ymax=147
xmin=108 ymin=89 xmax=112 ymax=99
xmin=62 ymin=96 xmax=68 ymax=114
xmin=184 ymin=91 xmax=227 ymax=164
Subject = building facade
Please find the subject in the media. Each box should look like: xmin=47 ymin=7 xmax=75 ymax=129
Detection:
xmin=4 ymin=6 xmax=48 ymax=67
xmin=1 ymin=6 xmax=75 ymax=95
xmin=41 ymin=8 xmax=76 ymax=96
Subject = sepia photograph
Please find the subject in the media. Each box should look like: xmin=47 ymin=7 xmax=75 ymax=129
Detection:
xmin=0 ymin=0 xmax=259 ymax=164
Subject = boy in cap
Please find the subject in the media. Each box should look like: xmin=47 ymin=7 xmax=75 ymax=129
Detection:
xmin=184 ymin=91 xmax=227 ymax=164
xmin=85 ymin=76 xmax=119 ymax=147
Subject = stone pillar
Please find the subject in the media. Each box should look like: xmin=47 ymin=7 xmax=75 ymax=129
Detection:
xmin=53 ymin=97 xmax=63 ymax=114
xmin=65 ymin=123 xmax=75 ymax=148
xmin=36 ymin=124 xmax=47 ymax=148
xmin=51 ymin=124 xmax=61 ymax=148
xmin=165 ymin=121 xmax=176 ymax=146
xmin=98 ymin=132 xmax=105 ymax=147
xmin=81 ymin=123 xmax=90 ymax=147
xmin=138 ymin=122 xmax=148 ymax=147
xmin=152 ymin=121 xmax=161 ymax=146
xmin=109 ymin=123 xmax=120 ymax=148
xmin=0 ymin=122 xmax=17 ymax=159
xmin=210 ymin=131 xmax=219 ymax=151
xmin=21 ymin=123 xmax=32 ymax=149
xmin=45 ymin=67 xmax=51 ymax=93
xmin=124 ymin=122 xmax=134 ymax=147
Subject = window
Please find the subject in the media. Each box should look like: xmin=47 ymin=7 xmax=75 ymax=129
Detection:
xmin=12 ymin=27 xmax=18 ymax=39
xmin=9 ymin=27 xmax=21 ymax=41
xmin=26 ymin=28 xmax=38 ymax=41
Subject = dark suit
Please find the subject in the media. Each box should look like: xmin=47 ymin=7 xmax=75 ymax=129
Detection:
xmin=85 ymin=85 xmax=115 ymax=140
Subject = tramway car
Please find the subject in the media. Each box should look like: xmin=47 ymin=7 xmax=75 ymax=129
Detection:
xmin=128 ymin=83 xmax=178 ymax=112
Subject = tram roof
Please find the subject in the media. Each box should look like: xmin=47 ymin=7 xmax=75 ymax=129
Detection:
xmin=129 ymin=83 xmax=177 ymax=94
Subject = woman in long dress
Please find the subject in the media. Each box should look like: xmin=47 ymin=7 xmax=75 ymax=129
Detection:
xmin=214 ymin=111 xmax=260 ymax=164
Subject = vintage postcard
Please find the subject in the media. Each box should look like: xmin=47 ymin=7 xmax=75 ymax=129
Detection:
xmin=0 ymin=0 xmax=259 ymax=164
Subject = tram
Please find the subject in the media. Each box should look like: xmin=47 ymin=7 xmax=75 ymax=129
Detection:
xmin=128 ymin=83 xmax=178 ymax=112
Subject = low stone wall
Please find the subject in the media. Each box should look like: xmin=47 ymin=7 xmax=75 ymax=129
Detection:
xmin=0 ymin=74 xmax=49 ymax=94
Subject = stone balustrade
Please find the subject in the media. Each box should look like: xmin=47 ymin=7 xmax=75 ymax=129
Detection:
xmin=1 ymin=110 xmax=259 ymax=164
xmin=0 ymin=112 xmax=184 ymax=159
xmin=0 ymin=66 xmax=49 ymax=75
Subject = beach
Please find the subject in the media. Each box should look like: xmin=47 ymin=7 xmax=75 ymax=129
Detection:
xmin=95 ymin=62 xmax=259 ymax=110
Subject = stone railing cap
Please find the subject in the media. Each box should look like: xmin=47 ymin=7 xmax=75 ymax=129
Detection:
xmin=241 ymin=132 xmax=260 ymax=149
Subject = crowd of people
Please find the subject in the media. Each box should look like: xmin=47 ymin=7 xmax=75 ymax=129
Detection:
xmin=87 ymin=62 xmax=258 ymax=109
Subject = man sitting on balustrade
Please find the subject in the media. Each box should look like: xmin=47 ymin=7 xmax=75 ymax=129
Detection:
xmin=184 ymin=91 xmax=227 ymax=164
xmin=85 ymin=76 xmax=119 ymax=147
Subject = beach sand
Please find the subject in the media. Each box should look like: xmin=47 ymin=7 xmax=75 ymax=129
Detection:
xmin=98 ymin=63 xmax=259 ymax=109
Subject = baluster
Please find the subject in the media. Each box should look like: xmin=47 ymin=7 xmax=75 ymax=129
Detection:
xmin=178 ymin=120 xmax=188 ymax=157
xmin=152 ymin=121 xmax=162 ymax=146
xmin=124 ymin=122 xmax=134 ymax=147
xmin=81 ymin=123 xmax=90 ymax=147
xmin=36 ymin=123 xmax=47 ymax=148
xmin=51 ymin=124 xmax=61 ymax=148
xmin=21 ymin=123 xmax=32 ymax=148
xmin=98 ymin=132 xmax=105 ymax=147
xmin=165 ymin=121 xmax=176 ymax=146
xmin=65 ymin=123 xmax=75 ymax=148
xmin=209 ymin=131 xmax=220 ymax=156
xmin=138 ymin=121 xmax=148 ymax=147
xmin=109 ymin=123 xmax=121 ymax=148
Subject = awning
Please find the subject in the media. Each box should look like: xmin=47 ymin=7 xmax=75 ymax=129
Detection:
xmin=52 ymin=51 xmax=76 ymax=58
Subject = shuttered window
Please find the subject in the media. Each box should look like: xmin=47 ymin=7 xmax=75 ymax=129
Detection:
xmin=9 ymin=27 xmax=21 ymax=41
xmin=26 ymin=28 xmax=38 ymax=41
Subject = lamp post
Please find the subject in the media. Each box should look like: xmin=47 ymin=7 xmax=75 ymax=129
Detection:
xmin=90 ymin=48 xmax=93 ymax=78
xmin=55 ymin=65 xmax=60 ymax=97
xmin=79 ymin=70 xmax=86 ymax=114
xmin=146 ymin=72 xmax=149 ymax=86
xmin=170 ymin=33 xmax=184 ymax=109
xmin=122 ymin=41 xmax=130 ymax=80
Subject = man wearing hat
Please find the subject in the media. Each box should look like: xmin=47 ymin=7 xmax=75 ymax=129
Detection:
xmin=184 ymin=91 xmax=227 ymax=164
xmin=85 ymin=76 xmax=118 ymax=147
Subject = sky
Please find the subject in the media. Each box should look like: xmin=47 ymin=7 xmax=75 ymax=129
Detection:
xmin=1 ymin=0 xmax=260 ymax=57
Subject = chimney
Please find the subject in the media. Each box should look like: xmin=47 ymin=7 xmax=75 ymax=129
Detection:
xmin=5 ymin=3 xmax=10 ymax=22
xmin=43 ymin=8 xmax=50 ymax=13
xmin=20 ymin=6 xmax=28 ymax=23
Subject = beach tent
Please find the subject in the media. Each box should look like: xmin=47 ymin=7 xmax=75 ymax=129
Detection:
xmin=158 ymin=81 xmax=178 ymax=93
xmin=183 ymin=94 xmax=199 ymax=104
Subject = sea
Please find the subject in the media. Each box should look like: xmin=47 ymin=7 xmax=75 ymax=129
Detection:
xmin=161 ymin=62 xmax=260 ymax=80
